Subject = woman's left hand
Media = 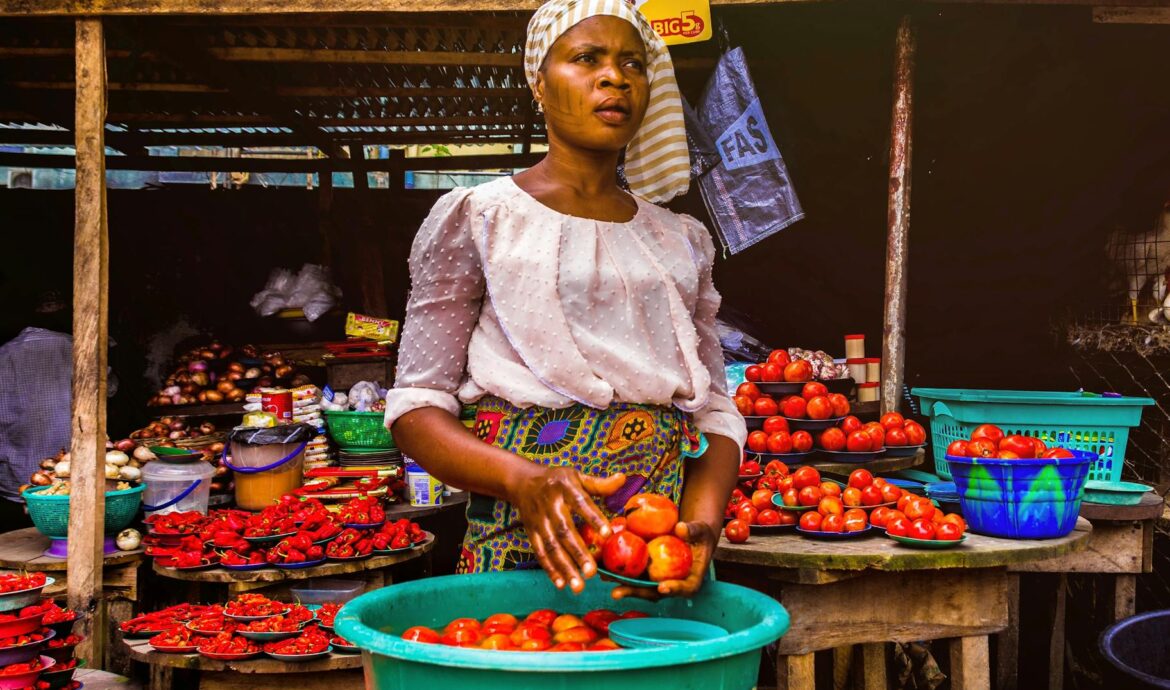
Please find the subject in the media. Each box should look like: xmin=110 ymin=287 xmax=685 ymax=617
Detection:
xmin=609 ymin=520 xmax=718 ymax=600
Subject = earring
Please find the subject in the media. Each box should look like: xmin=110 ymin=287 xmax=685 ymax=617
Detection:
xmin=533 ymin=99 xmax=544 ymax=114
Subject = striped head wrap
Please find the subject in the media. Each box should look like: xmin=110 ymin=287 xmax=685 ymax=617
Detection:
xmin=524 ymin=0 xmax=691 ymax=204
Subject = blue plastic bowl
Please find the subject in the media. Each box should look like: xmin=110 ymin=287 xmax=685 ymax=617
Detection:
xmin=335 ymin=570 xmax=789 ymax=690
xmin=944 ymin=451 xmax=1093 ymax=539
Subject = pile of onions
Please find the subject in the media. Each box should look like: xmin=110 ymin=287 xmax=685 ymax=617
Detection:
xmin=147 ymin=341 xmax=308 ymax=407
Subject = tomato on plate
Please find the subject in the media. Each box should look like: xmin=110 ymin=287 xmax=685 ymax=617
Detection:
xmin=805 ymin=396 xmax=834 ymax=421
xmin=753 ymin=397 xmax=779 ymax=417
xmin=792 ymin=466 xmax=821 ymax=489
xmin=791 ymin=431 xmax=814 ymax=453
xmin=828 ymin=394 xmax=851 ymax=418
xmin=801 ymin=382 xmax=829 ymax=400
xmin=762 ymin=416 xmax=789 ymax=435
xmin=908 ymin=519 xmax=937 ymax=540
xmin=848 ymin=469 xmax=873 ymax=489
xmin=746 ymin=431 xmax=769 ymax=453
xmin=904 ymin=421 xmax=927 ymax=446
xmin=724 ymin=519 xmax=750 ymax=543
xmin=767 ymin=431 xmax=793 ymax=454
xmin=879 ymin=412 xmax=905 ymax=431
xmin=819 ymin=428 xmax=846 ymax=452
xmin=767 ymin=349 xmax=791 ymax=367
xmin=799 ymin=512 xmax=822 ymax=531
xmin=846 ymin=431 xmax=872 ymax=452
xmin=744 ymin=365 xmax=763 ymax=382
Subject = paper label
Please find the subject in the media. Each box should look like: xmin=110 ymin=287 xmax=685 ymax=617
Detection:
xmin=631 ymin=0 xmax=712 ymax=45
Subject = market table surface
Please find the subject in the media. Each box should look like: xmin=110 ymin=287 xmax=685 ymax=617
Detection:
xmin=384 ymin=489 xmax=467 ymax=520
xmin=714 ymin=518 xmax=1092 ymax=690
xmin=0 ymin=526 xmax=144 ymax=569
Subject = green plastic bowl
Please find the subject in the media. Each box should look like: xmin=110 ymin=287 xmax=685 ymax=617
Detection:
xmin=23 ymin=484 xmax=144 ymax=538
xmin=335 ymin=570 xmax=789 ymax=690
xmin=1082 ymin=480 xmax=1154 ymax=506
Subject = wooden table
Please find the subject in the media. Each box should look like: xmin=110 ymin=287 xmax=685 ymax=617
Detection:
xmin=714 ymin=519 xmax=1093 ymax=690
xmin=153 ymin=533 xmax=435 ymax=595
xmin=1000 ymin=492 xmax=1165 ymax=690
xmin=123 ymin=637 xmax=363 ymax=690
xmin=0 ymin=527 xmax=144 ymax=674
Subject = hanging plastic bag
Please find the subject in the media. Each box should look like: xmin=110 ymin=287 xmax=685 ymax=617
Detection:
xmin=696 ymin=46 xmax=804 ymax=254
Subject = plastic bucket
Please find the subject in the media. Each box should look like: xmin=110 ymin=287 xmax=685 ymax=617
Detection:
xmin=1100 ymin=610 xmax=1170 ymax=689
xmin=225 ymin=441 xmax=306 ymax=511
xmin=945 ymin=451 xmax=1092 ymax=539
xmin=335 ymin=570 xmax=789 ymax=690
xmin=142 ymin=457 xmax=214 ymax=515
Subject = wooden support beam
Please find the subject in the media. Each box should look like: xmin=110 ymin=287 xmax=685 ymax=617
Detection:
xmin=0 ymin=128 xmax=543 ymax=148
xmin=98 ymin=113 xmax=532 ymax=127
xmin=68 ymin=16 xmax=109 ymax=669
xmin=1093 ymin=6 xmax=1170 ymax=22
xmin=880 ymin=14 xmax=915 ymax=415
xmin=8 ymin=81 xmax=533 ymax=99
xmin=206 ymin=46 xmax=523 ymax=67
xmin=0 ymin=150 xmax=542 ymax=172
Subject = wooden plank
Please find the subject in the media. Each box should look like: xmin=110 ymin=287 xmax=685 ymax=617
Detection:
xmin=0 ymin=527 xmax=144 ymax=570
xmin=125 ymin=638 xmax=363 ymax=672
xmin=205 ymin=46 xmax=523 ymax=66
xmin=104 ymin=598 xmax=135 ymax=676
xmin=775 ymin=569 xmax=1008 ymax=655
xmin=75 ymin=669 xmax=143 ymax=690
xmin=995 ymin=574 xmax=1020 ymax=690
xmin=68 ymin=16 xmax=109 ymax=669
xmin=949 ymin=636 xmax=991 ymax=690
xmin=831 ymin=646 xmax=851 ymax=690
xmin=0 ymin=151 xmax=542 ymax=173
xmin=1047 ymin=574 xmax=1067 ymax=690
xmin=861 ymin=643 xmax=886 ymax=690
xmin=880 ymin=14 xmax=915 ymax=414
xmin=1009 ymin=520 xmax=1144 ymax=573
xmin=777 ymin=652 xmax=816 ymax=690
xmin=1114 ymin=574 xmax=1137 ymax=620
xmin=1094 ymin=6 xmax=1170 ymax=21
xmin=201 ymin=669 xmax=364 ymax=690
xmin=715 ymin=518 xmax=1092 ymax=572
xmin=8 ymin=81 xmax=533 ymax=100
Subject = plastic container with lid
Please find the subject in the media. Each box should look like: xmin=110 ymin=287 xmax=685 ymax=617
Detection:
xmin=846 ymin=358 xmax=867 ymax=383
xmin=226 ymin=423 xmax=315 ymax=510
xmin=858 ymin=382 xmax=880 ymax=403
xmin=865 ymin=357 xmax=881 ymax=384
xmin=844 ymin=334 xmax=866 ymax=360
xmin=142 ymin=453 xmax=215 ymax=515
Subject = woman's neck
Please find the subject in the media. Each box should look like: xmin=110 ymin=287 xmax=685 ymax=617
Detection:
xmin=513 ymin=142 xmax=638 ymax=223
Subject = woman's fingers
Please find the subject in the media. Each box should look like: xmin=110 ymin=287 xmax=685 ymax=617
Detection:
xmin=610 ymin=584 xmax=663 ymax=601
xmin=537 ymin=517 xmax=585 ymax=593
xmin=550 ymin=498 xmax=596 ymax=582
xmin=579 ymin=471 xmax=627 ymax=497
xmin=528 ymin=529 xmax=566 ymax=590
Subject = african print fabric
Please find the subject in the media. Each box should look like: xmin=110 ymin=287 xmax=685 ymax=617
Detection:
xmin=456 ymin=397 xmax=705 ymax=574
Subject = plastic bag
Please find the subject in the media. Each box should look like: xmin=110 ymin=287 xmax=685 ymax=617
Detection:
xmin=348 ymin=381 xmax=382 ymax=412
xmin=249 ymin=264 xmax=342 ymax=322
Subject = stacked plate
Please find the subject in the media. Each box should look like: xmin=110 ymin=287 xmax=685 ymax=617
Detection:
xmin=338 ymin=448 xmax=402 ymax=467
xmin=925 ymin=482 xmax=962 ymax=514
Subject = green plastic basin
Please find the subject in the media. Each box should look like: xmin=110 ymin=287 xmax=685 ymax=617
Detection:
xmin=335 ymin=570 xmax=789 ymax=689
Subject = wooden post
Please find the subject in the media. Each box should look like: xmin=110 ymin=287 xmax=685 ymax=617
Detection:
xmin=949 ymin=636 xmax=991 ymax=690
xmin=68 ymin=16 xmax=109 ymax=667
xmin=880 ymin=14 xmax=916 ymax=414
xmin=777 ymin=652 xmax=816 ymax=690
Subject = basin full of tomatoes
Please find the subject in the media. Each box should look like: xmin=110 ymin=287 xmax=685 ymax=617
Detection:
xmin=401 ymin=609 xmax=649 ymax=651
xmin=580 ymin=494 xmax=694 ymax=583
xmin=945 ymin=424 xmax=1074 ymax=461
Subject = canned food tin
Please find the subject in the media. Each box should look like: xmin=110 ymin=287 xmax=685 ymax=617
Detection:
xmin=260 ymin=388 xmax=293 ymax=424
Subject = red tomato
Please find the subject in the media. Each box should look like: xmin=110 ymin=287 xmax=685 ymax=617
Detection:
xmin=441 ymin=628 xmax=482 ymax=646
xmin=846 ymin=430 xmax=873 ymax=452
xmin=480 ymin=633 xmax=514 ymax=650
xmin=848 ymin=469 xmax=874 ymax=489
xmin=764 ymin=460 xmax=789 ymax=477
xmin=645 ymin=535 xmax=693 ymax=582
xmin=908 ymin=519 xmax=937 ymax=540
xmin=740 ymin=460 xmax=761 ymax=475
xmin=791 ymin=431 xmax=814 ymax=453
xmin=724 ymin=519 xmax=750 ymax=543
xmin=818 ymin=496 xmax=843 ymax=516
xmin=903 ymin=421 xmax=927 ymax=446
xmin=762 ymin=416 xmax=789 ymax=435
xmin=801 ymin=382 xmax=829 ymax=400
xmin=761 ymin=363 xmax=783 ymax=382
xmin=736 ymin=383 xmax=761 ymax=401
xmin=746 ymin=431 xmax=768 ymax=453
xmin=767 ymin=431 xmax=793 ymax=454
xmin=799 ymin=511 xmax=822 ymax=531
xmin=820 ymin=481 xmax=842 ymax=498
xmin=757 ymin=475 xmax=778 ymax=491
xmin=524 ymin=609 xmax=557 ymax=627
xmin=756 ymin=509 xmax=781 ymax=526
xmin=842 ymin=486 xmax=862 ymax=507
xmin=904 ymin=498 xmax=936 ymax=522
xmin=780 ymin=488 xmax=799 ymax=507
xmin=1042 ymin=447 xmax=1075 ymax=459
xmin=402 ymin=626 xmax=441 ymax=643
xmin=970 ymin=424 xmax=1005 ymax=445
xmin=935 ymin=522 xmax=963 ymax=540
xmin=733 ymin=396 xmax=754 ymax=416
xmin=1030 ymin=437 xmax=1048 ymax=455
xmin=821 ymin=514 xmax=845 ymax=533
xmin=880 ymin=484 xmax=903 ymax=503
xmin=885 ymin=516 xmax=911 ymax=537
xmin=751 ymin=489 xmax=775 ymax=512
xmin=839 ymin=416 xmax=862 ymax=435
xmin=777 ymin=476 xmax=794 ymax=493
xmin=776 ymin=510 xmax=798 ymax=526
xmin=744 ymin=365 xmax=763 ymax=382
xmin=792 ymin=466 xmax=821 ymax=489
xmin=967 ymin=439 xmax=998 ymax=458
xmin=484 ymin=613 xmax=519 ymax=629
xmin=624 ymin=493 xmax=680 ymax=540
xmin=767 ymin=349 xmax=791 ymax=366
xmin=600 ymin=531 xmax=649 ymax=578
xmin=940 ymin=514 xmax=967 ymax=532
xmin=863 ymin=423 xmax=885 ymax=450
xmin=843 ymin=509 xmax=868 ymax=532
xmin=879 ymin=412 xmax=905 ymax=431
xmin=896 ymin=494 xmax=914 ymax=513
xmin=946 ymin=440 xmax=969 ymax=457
xmin=753 ymin=397 xmax=779 ymax=417
xmin=736 ymin=503 xmax=759 ymax=525
xmin=885 ymin=428 xmax=909 ymax=447
xmin=806 ymin=396 xmax=834 ymax=420
xmin=860 ymin=485 xmax=883 ymax=506
xmin=819 ymin=427 xmax=847 ymax=451
xmin=997 ymin=450 xmax=1020 ymax=459
xmin=797 ymin=486 xmax=823 ymax=507
xmin=780 ymin=396 xmax=807 ymax=419
xmin=446 ymin=618 xmax=482 ymax=633
xmin=999 ymin=435 xmax=1037 ymax=459
xmin=870 ymin=507 xmax=892 ymax=528
xmin=828 ymin=393 xmax=851 ymax=417
xmin=783 ymin=360 xmax=813 ymax=382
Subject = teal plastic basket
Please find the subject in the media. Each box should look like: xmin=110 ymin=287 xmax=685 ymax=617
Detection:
xmin=23 ymin=484 xmax=144 ymax=538
xmin=913 ymin=388 xmax=1153 ymax=482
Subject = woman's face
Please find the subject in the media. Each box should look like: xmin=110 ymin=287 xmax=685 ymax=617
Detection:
xmin=535 ymin=15 xmax=650 ymax=154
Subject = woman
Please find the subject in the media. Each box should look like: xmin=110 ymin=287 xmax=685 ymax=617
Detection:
xmin=386 ymin=0 xmax=746 ymax=599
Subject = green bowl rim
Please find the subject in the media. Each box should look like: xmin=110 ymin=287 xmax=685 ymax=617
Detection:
xmin=23 ymin=484 xmax=145 ymax=501
xmin=334 ymin=570 xmax=789 ymax=672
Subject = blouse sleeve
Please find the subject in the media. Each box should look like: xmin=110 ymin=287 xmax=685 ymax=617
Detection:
xmin=681 ymin=214 xmax=748 ymax=452
xmin=384 ymin=188 xmax=485 ymax=429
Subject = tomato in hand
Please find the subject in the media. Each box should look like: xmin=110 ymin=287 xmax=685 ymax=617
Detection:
xmin=753 ymin=397 xmax=779 ymax=417
xmin=801 ymin=382 xmax=828 ymax=400
xmin=744 ymin=365 xmax=763 ymax=382
xmin=805 ymin=396 xmax=834 ymax=420
xmin=819 ymin=428 xmax=847 ymax=452
xmin=879 ymin=412 xmax=905 ymax=431
xmin=724 ymin=519 xmax=750 ymax=543
xmin=762 ymin=416 xmax=789 ymax=435
xmin=791 ymin=431 xmax=814 ymax=453
xmin=601 ymin=531 xmax=650 ymax=578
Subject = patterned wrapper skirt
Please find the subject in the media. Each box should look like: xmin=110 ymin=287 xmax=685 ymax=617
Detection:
xmin=456 ymin=396 xmax=706 ymax=574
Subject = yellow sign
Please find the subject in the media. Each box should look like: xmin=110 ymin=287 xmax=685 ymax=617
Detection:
xmin=632 ymin=0 xmax=712 ymax=46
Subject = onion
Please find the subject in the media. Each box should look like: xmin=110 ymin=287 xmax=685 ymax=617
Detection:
xmin=244 ymin=368 xmax=261 ymax=379
xmin=105 ymin=464 xmax=120 ymax=479
xmin=210 ymin=442 xmax=225 ymax=453
xmin=116 ymin=529 xmax=141 ymax=551
xmin=118 ymin=466 xmax=141 ymax=481
xmin=54 ymin=461 xmax=70 ymax=478
xmin=133 ymin=446 xmax=156 ymax=462
xmin=168 ymin=430 xmax=185 ymax=440
xmin=115 ymin=439 xmax=136 ymax=452
xmin=170 ymin=420 xmax=187 ymax=431
xmin=228 ymin=362 xmax=245 ymax=374
xmin=40 ymin=458 xmax=57 ymax=470
xmin=227 ymin=372 xmax=243 ymax=381
xmin=106 ymin=450 xmax=130 ymax=466
xmin=188 ymin=360 xmax=208 ymax=373
xmin=226 ymin=388 xmax=246 ymax=402
xmin=217 ymin=381 xmax=236 ymax=394
xmin=205 ymin=390 xmax=225 ymax=403
xmin=30 ymin=471 xmax=52 ymax=486
xmin=171 ymin=394 xmax=183 ymax=405
xmin=275 ymin=365 xmax=294 ymax=379
xmin=163 ymin=386 xmax=181 ymax=397
xmin=190 ymin=372 xmax=210 ymax=388
xmin=199 ymin=422 xmax=216 ymax=435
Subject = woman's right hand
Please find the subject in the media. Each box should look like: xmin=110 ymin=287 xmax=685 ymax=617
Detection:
xmin=509 ymin=466 xmax=626 ymax=594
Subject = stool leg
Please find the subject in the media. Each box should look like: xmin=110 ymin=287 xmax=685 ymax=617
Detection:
xmin=777 ymin=652 xmax=816 ymax=690
xmin=831 ymin=646 xmax=852 ymax=690
xmin=995 ymin=573 xmax=1020 ymax=690
xmin=1048 ymin=573 xmax=1067 ymax=690
xmin=860 ymin=643 xmax=885 ymax=690
xmin=950 ymin=636 xmax=991 ymax=690
xmin=1114 ymin=574 xmax=1137 ymax=621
